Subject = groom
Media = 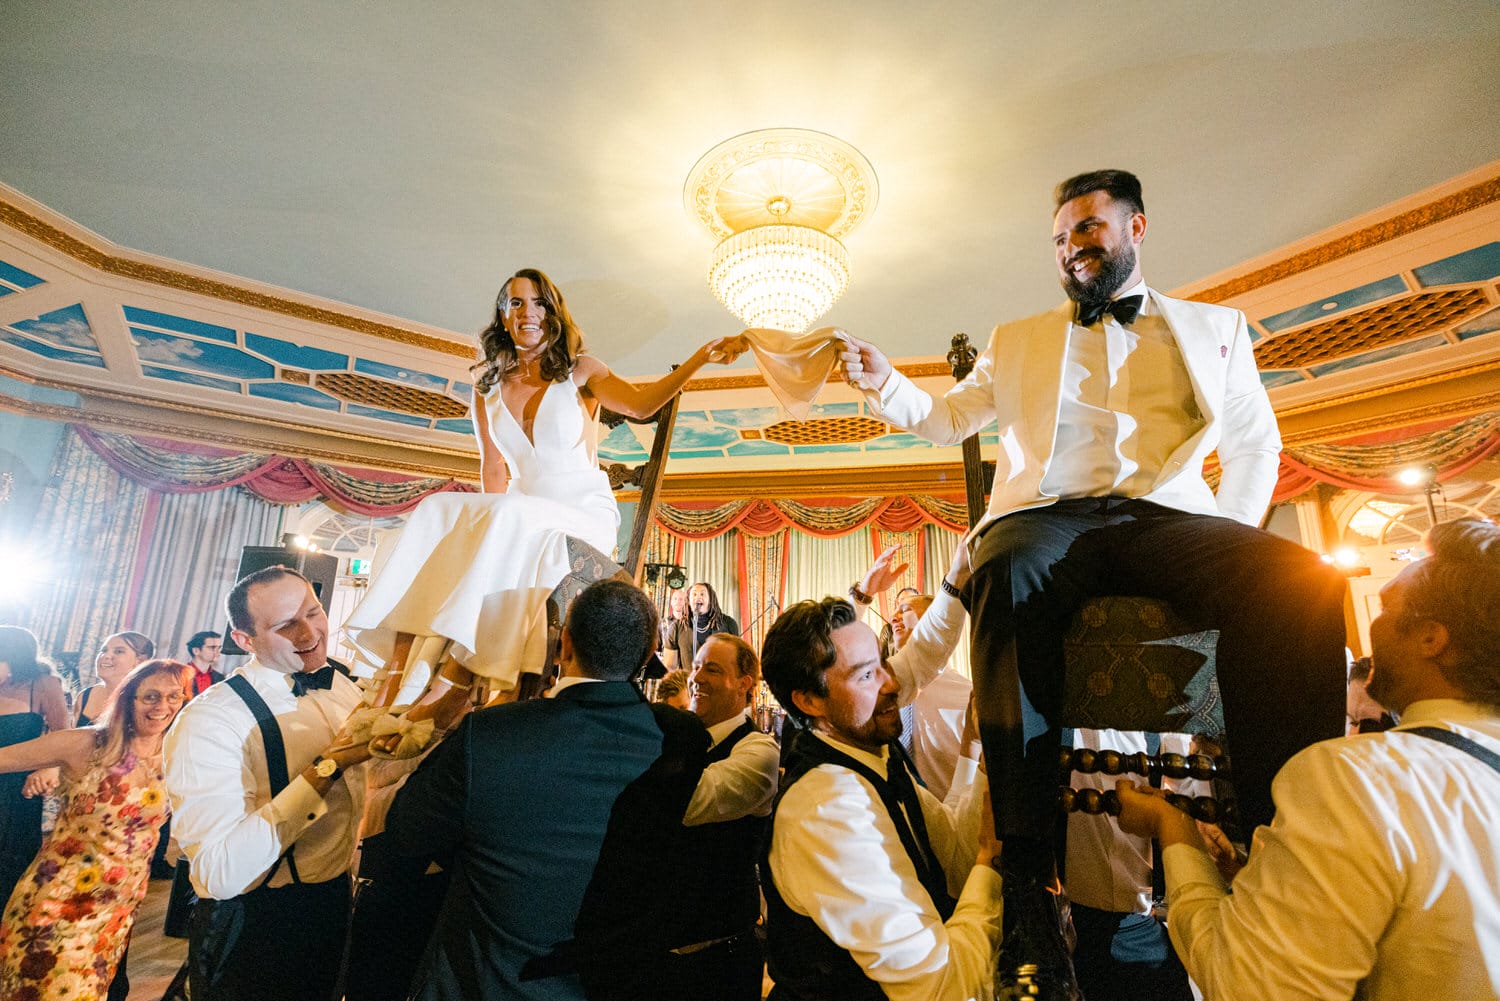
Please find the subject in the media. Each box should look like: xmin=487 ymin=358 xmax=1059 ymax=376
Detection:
xmin=837 ymin=169 xmax=1349 ymax=999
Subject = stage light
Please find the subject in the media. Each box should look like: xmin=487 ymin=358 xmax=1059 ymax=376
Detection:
xmin=0 ymin=549 xmax=48 ymax=604
xmin=1397 ymin=467 xmax=1426 ymax=486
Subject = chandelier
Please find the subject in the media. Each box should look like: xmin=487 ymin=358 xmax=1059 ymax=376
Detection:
xmin=685 ymin=128 xmax=878 ymax=332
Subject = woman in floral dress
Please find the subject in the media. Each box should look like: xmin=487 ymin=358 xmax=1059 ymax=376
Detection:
xmin=0 ymin=658 xmax=188 ymax=1000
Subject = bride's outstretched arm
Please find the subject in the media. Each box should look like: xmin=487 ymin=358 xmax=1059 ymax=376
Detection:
xmin=577 ymin=334 xmax=749 ymax=420
xmin=471 ymin=391 xmax=510 ymax=494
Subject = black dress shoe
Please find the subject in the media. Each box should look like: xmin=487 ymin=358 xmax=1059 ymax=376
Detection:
xmin=994 ymin=873 xmax=1080 ymax=1001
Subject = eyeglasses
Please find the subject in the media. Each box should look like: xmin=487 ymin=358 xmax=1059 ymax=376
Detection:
xmin=136 ymin=691 xmax=187 ymax=706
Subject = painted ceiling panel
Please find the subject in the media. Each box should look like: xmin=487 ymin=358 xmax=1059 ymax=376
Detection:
xmin=244 ymin=332 xmax=349 ymax=371
xmin=346 ymin=403 xmax=431 ymax=427
xmin=864 ymin=434 xmax=936 ymax=451
xmin=727 ymin=439 xmax=791 ymax=456
xmin=8 ymin=304 xmax=98 ymax=353
xmin=248 ymin=381 xmax=341 ymax=410
xmin=0 ymin=259 xmax=45 ymax=291
xmin=670 ymin=421 xmax=742 ymax=450
xmin=598 ymin=422 xmax=647 ymax=457
xmin=1260 ymin=371 xmax=1307 ymax=389
xmin=434 ymin=418 xmax=475 ymax=435
xmin=1307 ymin=333 xmax=1450 ymax=378
xmin=1412 ymin=242 xmax=1500 ymax=287
xmin=1455 ymin=306 xmax=1500 ymax=340
xmin=0 ymin=328 xmax=106 ymax=367
xmin=141 ymin=365 xmax=242 ymax=393
xmin=130 ymin=328 xmax=274 ymax=380
xmin=353 ymin=358 xmax=450 ymax=395
xmin=708 ymin=406 xmax=782 ymax=428
xmin=1259 ymin=275 xmax=1410 ymax=333
xmin=122 ymin=306 xmax=237 ymax=344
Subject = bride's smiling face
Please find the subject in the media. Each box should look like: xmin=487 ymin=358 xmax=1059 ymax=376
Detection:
xmin=501 ymin=277 xmax=551 ymax=356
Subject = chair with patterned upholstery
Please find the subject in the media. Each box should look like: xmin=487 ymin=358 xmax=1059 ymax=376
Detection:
xmin=947 ymin=333 xmax=1233 ymax=826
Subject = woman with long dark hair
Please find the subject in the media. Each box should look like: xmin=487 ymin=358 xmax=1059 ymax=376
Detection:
xmin=0 ymin=658 xmax=189 ymax=999
xmin=345 ymin=268 xmax=746 ymax=698
xmin=74 ymin=631 xmax=155 ymax=726
xmin=0 ymin=626 xmax=70 ymax=907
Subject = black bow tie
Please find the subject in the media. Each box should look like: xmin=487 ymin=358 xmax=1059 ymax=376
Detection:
xmin=1076 ymin=295 xmax=1144 ymax=328
xmin=289 ymin=666 xmax=335 ymax=697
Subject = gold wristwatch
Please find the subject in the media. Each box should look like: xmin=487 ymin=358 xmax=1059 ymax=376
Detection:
xmin=313 ymin=755 xmax=341 ymax=781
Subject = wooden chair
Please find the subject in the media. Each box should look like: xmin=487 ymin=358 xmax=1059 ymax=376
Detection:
xmin=599 ymin=394 xmax=681 ymax=583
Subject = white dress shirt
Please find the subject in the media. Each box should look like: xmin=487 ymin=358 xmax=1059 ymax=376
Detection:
xmin=1041 ymin=281 xmax=1203 ymax=500
xmin=1064 ymin=728 xmax=1192 ymax=914
xmin=683 ymin=709 xmax=780 ymax=826
xmin=909 ymin=667 xmax=973 ymax=800
xmin=164 ymin=658 xmax=366 ymax=899
xmin=769 ymin=732 xmax=1000 ymax=1001
xmin=1161 ymin=700 xmax=1500 ymax=1001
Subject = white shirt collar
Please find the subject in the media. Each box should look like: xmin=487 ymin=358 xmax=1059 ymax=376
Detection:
xmin=706 ymin=709 xmax=753 ymax=747
xmin=812 ymin=728 xmax=889 ymax=776
xmin=548 ymin=675 xmax=605 ymax=697
xmin=1396 ymin=699 xmax=1499 ymax=727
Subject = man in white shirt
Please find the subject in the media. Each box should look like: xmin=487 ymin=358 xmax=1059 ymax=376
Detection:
xmin=656 ymin=632 xmax=781 ymax=1000
xmin=838 ymin=169 xmax=1348 ymax=998
xmin=1118 ymin=516 xmax=1500 ymax=1001
xmin=760 ymin=560 xmax=1005 ymax=1001
xmin=165 ymin=566 xmax=373 ymax=1001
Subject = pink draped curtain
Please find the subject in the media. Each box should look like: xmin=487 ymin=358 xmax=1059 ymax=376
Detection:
xmin=73 ymin=425 xmax=474 ymax=514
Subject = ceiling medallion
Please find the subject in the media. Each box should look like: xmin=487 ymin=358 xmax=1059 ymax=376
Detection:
xmin=685 ymin=128 xmax=878 ymax=332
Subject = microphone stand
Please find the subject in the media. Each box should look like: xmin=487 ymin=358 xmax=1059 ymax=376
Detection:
xmin=739 ymin=599 xmax=780 ymax=640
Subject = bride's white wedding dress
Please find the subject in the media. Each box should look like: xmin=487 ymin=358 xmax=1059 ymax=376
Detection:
xmin=344 ymin=377 xmax=620 ymax=685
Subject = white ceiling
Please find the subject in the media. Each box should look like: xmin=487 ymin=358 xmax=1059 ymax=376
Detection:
xmin=2 ymin=1 xmax=1497 ymax=379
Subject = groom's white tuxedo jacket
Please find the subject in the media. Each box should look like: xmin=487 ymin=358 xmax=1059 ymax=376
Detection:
xmin=872 ymin=289 xmax=1281 ymax=533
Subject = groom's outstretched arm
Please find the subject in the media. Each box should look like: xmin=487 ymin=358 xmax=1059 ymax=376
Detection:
xmin=837 ymin=329 xmax=998 ymax=446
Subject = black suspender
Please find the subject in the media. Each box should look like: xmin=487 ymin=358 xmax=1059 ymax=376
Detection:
xmin=225 ymin=675 xmax=302 ymax=887
xmin=1404 ymin=726 xmax=1500 ymax=776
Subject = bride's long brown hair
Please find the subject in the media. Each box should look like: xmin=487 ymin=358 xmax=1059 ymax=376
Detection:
xmin=471 ymin=268 xmax=584 ymax=395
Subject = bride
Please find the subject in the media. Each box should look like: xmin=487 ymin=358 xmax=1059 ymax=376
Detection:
xmin=344 ymin=268 xmax=747 ymax=710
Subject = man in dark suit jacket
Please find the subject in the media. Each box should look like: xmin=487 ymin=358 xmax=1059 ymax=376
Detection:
xmin=386 ymin=579 xmax=708 ymax=1001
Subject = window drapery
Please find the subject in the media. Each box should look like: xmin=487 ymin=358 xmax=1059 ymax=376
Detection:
xmin=73 ymin=424 xmax=472 ymax=515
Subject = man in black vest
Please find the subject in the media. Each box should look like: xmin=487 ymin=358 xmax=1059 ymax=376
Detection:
xmin=760 ymin=587 xmax=1003 ymax=1001
xmin=660 ymin=632 xmax=781 ymax=999
xmin=165 ymin=566 xmax=372 ymax=1001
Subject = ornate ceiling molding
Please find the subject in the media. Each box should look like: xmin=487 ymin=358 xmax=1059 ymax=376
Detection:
xmin=0 ymin=193 xmax=474 ymax=359
xmin=1193 ymin=175 xmax=1500 ymax=304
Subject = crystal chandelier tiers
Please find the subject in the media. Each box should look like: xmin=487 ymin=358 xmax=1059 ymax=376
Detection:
xmin=685 ymin=128 xmax=878 ymax=332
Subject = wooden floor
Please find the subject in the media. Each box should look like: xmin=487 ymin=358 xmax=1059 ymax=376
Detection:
xmin=124 ymin=874 xmax=188 ymax=1000
xmin=123 ymin=868 xmax=774 ymax=1000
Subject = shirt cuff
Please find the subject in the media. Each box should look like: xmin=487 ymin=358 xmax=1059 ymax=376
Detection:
xmin=958 ymin=861 xmax=1004 ymax=913
xmin=269 ymin=774 xmax=330 ymax=838
xmin=1162 ymin=842 xmax=1230 ymax=896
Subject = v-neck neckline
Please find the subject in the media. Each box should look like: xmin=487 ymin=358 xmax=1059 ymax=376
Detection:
xmin=501 ymin=377 xmax=562 ymax=451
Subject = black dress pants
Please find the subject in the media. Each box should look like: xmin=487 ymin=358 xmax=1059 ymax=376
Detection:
xmin=964 ymin=497 xmax=1347 ymax=849
xmin=188 ymin=874 xmax=352 ymax=1001
xmin=345 ymin=833 xmax=450 ymax=1001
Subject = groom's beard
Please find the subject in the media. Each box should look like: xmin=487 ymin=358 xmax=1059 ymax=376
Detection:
xmin=1061 ymin=239 xmax=1137 ymax=306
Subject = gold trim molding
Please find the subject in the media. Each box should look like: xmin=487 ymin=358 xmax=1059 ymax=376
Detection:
xmin=1194 ymin=176 xmax=1500 ymax=304
xmin=0 ymin=196 xmax=475 ymax=359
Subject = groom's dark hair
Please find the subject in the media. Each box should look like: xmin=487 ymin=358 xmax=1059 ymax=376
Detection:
xmin=566 ymin=579 xmax=659 ymax=681
xmin=1054 ymin=169 xmax=1144 ymax=217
